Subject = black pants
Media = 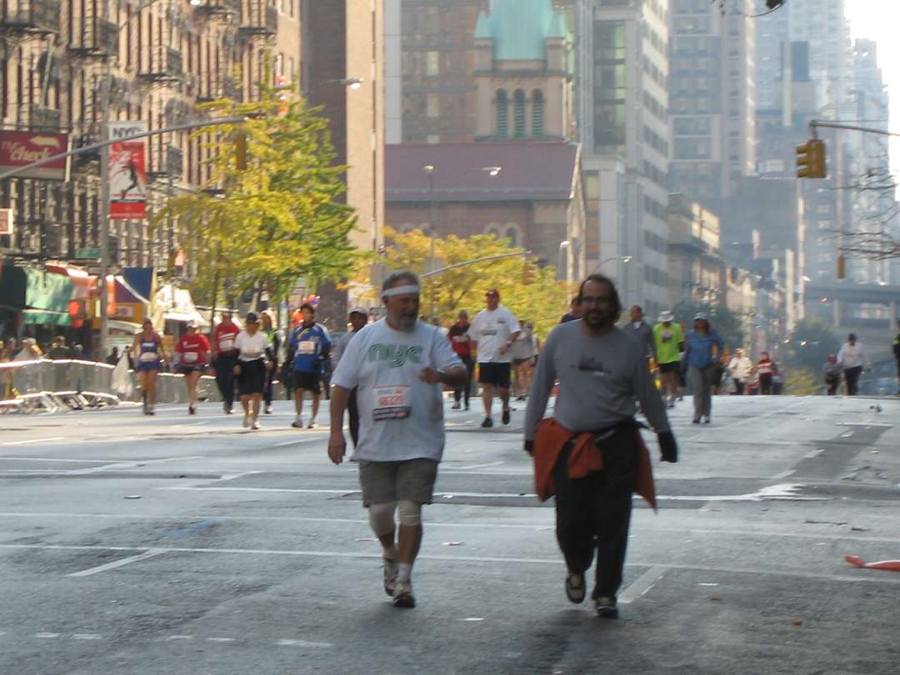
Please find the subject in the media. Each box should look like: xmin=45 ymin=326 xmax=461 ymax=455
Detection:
xmin=844 ymin=366 xmax=862 ymax=396
xmin=825 ymin=375 xmax=839 ymax=396
xmin=453 ymin=358 xmax=475 ymax=407
xmin=215 ymin=354 xmax=238 ymax=409
xmin=348 ymin=386 xmax=360 ymax=447
xmin=553 ymin=428 xmax=638 ymax=600
xmin=263 ymin=361 xmax=278 ymax=407
xmin=759 ymin=373 xmax=773 ymax=395
xmin=732 ymin=378 xmax=745 ymax=395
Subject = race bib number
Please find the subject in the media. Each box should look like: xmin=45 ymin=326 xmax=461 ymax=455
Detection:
xmin=219 ymin=337 xmax=234 ymax=351
xmin=183 ymin=352 xmax=198 ymax=363
xmin=452 ymin=336 xmax=468 ymax=343
xmin=298 ymin=341 xmax=316 ymax=355
xmin=372 ymin=385 xmax=411 ymax=421
xmin=661 ymin=330 xmax=672 ymax=341
xmin=139 ymin=351 xmax=157 ymax=363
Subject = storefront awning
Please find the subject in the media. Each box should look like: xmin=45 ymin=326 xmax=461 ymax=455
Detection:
xmin=0 ymin=266 xmax=74 ymax=324
xmin=21 ymin=308 xmax=71 ymax=326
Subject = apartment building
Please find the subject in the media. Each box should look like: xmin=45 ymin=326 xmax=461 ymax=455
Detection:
xmin=0 ymin=0 xmax=382 ymax=273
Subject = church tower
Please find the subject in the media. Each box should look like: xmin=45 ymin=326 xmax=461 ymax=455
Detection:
xmin=473 ymin=0 xmax=574 ymax=142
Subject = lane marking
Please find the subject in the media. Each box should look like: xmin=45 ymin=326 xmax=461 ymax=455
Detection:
xmin=3 ymin=543 xmax=899 ymax=586
xmin=0 ymin=457 xmax=112 ymax=464
xmin=619 ymin=565 xmax=666 ymax=604
xmin=67 ymin=549 xmax=167 ymax=577
xmin=207 ymin=637 xmax=235 ymax=643
xmin=162 ymin=635 xmax=193 ymax=641
xmin=454 ymin=461 xmax=504 ymax=471
xmin=2 ymin=437 xmax=65 ymax=447
xmin=72 ymin=634 xmax=103 ymax=640
xmin=277 ymin=639 xmax=333 ymax=648
xmin=65 ymin=456 xmax=206 ymax=476
xmin=35 ymin=632 xmax=60 ymax=639
xmin=274 ymin=439 xmax=321 ymax=447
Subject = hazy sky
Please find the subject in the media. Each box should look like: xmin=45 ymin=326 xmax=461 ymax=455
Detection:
xmin=843 ymin=0 xmax=899 ymax=174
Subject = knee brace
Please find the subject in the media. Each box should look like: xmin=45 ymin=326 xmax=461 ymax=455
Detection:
xmin=397 ymin=500 xmax=422 ymax=527
xmin=368 ymin=502 xmax=396 ymax=536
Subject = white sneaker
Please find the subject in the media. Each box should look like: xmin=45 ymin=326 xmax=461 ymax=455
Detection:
xmin=392 ymin=580 xmax=415 ymax=608
xmin=291 ymin=415 xmax=303 ymax=429
xmin=307 ymin=421 xmax=318 ymax=430
xmin=243 ymin=413 xmax=251 ymax=428
xmin=251 ymin=418 xmax=260 ymax=430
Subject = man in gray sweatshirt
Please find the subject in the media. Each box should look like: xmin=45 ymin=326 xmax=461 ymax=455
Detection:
xmin=525 ymin=274 xmax=677 ymax=618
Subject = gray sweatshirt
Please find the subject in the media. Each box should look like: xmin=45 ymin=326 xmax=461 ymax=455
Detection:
xmin=525 ymin=321 xmax=670 ymax=440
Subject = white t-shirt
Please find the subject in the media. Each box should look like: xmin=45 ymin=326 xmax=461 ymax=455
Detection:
xmin=330 ymin=319 xmax=463 ymax=462
xmin=837 ymin=342 xmax=866 ymax=369
xmin=235 ymin=331 xmax=271 ymax=362
xmin=471 ymin=306 xmax=520 ymax=363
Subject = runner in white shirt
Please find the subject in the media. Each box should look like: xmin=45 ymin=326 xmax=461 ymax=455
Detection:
xmin=470 ymin=289 xmax=520 ymax=428
xmin=329 ymin=271 xmax=466 ymax=609
xmin=233 ymin=312 xmax=272 ymax=430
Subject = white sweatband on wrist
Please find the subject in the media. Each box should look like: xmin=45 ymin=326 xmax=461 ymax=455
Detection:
xmin=382 ymin=285 xmax=420 ymax=297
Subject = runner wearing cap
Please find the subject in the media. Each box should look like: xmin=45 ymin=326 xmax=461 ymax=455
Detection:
xmin=683 ymin=313 xmax=724 ymax=424
xmin=470 ymin=289 xmax=520 ymax=428
xmin=175 ymin=321 xmax=210 ymax=415
xmin=234 ymin=312 xmax=272 ymax=430
xmin=652 ymin=310 xmax=684 ymax=408
xmin=328 ymin=271 xmax=466 ymax=608
xmin=260 ymin=311 xmax=281 ymax=414
xmin=287 ymin=303 xmax=331 ymax=429
xmin=333 ymin=307 xmax=369 ymax=445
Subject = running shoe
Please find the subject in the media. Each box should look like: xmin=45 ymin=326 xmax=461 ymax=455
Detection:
xmin=243 ymin=413 xmax=251 ymax=428
xmin=264 ymin=405 xmax=272 ymax=415
xmin=307 ymin=422 xmax=318 ymax=430
xmin=565 ymin=571 xmax=586 ymax=604
xmin=251 ymin=418 xmax=260 ymax=430
xmin=383 ymin=558 xmax=398 ymax=596
xmin=501 ymin=408 xmax=511 ymax=425
xmin=481 ymin=417 xmax=493 ymax=428
xmin=189 ymin=405 xmax=196 ymax=415
xmin=223 ymin=402 xmax=231 ymax=414
xmin=291 ymin=415 xmax=304 ymax=429
xmin=464 ymin=404 xmax=470 ymax=411
xmin=147 ymin=406 xmax=155 ymax=416
xmin=692 ymin=418 xmax=701 ymax=424
xmin=392 ymin=581 xmax=416 ymax=609
xmin=594 ymin=596 xmax=618 ymax=619
xmin=702 ymin=417 xmax=711 ymax=425
xmin=451 ymin=402 xmax=461 ymax=410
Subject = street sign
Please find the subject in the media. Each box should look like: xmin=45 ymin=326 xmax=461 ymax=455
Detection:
xmin=75 ymin=247 xmax=102 ymax=259
xmin=0 ymin=131 xmax=69 ymax=180
xmin=108 ymin=122 xmax=148 ymax=220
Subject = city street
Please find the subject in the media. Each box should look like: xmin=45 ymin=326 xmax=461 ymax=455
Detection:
xmin=1 ymin=394 xmax=898 ymax=674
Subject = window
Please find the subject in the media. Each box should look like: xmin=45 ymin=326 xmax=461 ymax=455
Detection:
xmin=495 ymin=89 xmax=508 ymax=138
xmin=426 ymin=93 xmax=439 ymax=118
xmin=513 ymin=89 xmax=526 ymax=139
xmin=532 ymin=90 xmax=544 ymax=137
xmin=426 ymin=51 xmax=439 ymax=77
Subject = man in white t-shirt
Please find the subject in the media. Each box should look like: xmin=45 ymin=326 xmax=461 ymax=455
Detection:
xmin=328 ymin=271 xmax=466 ymax=609
xmin=470 ymin=289 xmax=520 ymax=428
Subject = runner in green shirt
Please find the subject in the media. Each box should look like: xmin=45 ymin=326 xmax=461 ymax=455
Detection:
xmin=653 ymin=311 xmax=684 ymax=408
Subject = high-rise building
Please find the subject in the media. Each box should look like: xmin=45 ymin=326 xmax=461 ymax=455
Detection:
xmin=572 ymin=0 xmax=671 ymax=317
xmin=669 ymin=0 xmax=756 ymax=209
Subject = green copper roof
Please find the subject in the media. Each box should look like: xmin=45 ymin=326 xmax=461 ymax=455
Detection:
xmin=475 ymin=0 xmax=569 ymax=61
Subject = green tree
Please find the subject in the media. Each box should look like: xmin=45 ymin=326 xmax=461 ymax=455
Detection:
xmin=783 ymin=318 xmax=840 ymax=372
xmin=673 ymin=300 xmax=745 ymax=351
xmin=154 ymin=80 xmax=358 ymax=309
xmin=360 ymin=227 xmax=569 ymax=338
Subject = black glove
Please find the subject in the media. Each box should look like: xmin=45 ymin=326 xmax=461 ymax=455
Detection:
xmin=658 ymin=431 xmax=678 ymax=463
xmin=524 ymin=439 xmax=534 ymax=456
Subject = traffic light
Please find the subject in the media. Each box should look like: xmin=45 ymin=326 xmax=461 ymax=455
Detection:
xmin=796 ymin=139 xmax=826 ymax=178
xmin=235 ymin=132 xmax=248 ymax=170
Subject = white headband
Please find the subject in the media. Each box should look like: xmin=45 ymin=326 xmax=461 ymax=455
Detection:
xmin=382 ymin=284 xmax=421 ymax=297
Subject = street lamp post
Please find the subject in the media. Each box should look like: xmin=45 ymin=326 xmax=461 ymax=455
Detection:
xmin=595 ymin=255 xmax=633 ymax=273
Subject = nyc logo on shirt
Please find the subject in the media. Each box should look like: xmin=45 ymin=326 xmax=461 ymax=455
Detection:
xmin=367 ymin=343 xmax=424 ymax=368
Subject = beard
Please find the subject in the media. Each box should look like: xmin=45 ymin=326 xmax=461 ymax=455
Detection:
xmin=583 ymin=308 xmax=614 ymax=330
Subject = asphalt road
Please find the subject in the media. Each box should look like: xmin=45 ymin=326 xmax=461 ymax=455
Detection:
xmin=1 ymin=393 xmax=898 ymax=674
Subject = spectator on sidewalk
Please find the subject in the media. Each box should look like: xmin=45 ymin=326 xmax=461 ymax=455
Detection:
xmin=823 ymin=354 xmax=842 ymax=395
xmin=837 ymin=334 xmax=868 ymax=396
xmin=727 ymin=348 xmax=753 ymax=395
xmin=756 ymin=351 xmax=776 ymax=395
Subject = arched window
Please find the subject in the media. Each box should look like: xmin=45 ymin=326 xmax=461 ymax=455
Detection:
xmin=505 ymin=225 xmax=521 ymax=247
xmin=495 ymin=89 xmax=508 ymax=138
xmin=513 ymin=89 xmax=526 ymax=138
xmin=532 ymin=89 xmax=544 ymax=137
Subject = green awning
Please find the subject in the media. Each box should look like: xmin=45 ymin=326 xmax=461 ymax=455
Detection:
xmin=21 ymin=308 xmax=71 ymax=326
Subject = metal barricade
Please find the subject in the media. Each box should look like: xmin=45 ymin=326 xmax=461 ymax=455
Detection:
xmin=0 ymin=359 xmax=223 ymax=412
